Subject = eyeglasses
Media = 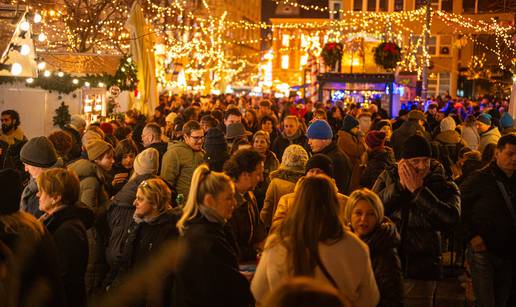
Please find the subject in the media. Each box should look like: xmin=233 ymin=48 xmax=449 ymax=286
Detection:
xmin=189 ymin=135 xmax=205 ymax=142
xmin=139 ymin=180 xmax=149 ymax=188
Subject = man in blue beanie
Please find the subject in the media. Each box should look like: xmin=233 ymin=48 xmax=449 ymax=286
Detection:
xmin=500 ymin=112 xmax=515 ymax=135
xmin=306 ymin=119 xmax=352 ymax=194
xmin=476 ymin=113 xmax=501 ymax=153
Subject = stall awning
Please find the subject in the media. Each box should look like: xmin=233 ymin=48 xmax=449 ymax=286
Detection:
xmin=39 ymin=53 xmax=122 ymax=75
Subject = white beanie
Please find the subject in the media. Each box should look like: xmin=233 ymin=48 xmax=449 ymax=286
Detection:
xmin=133 ymin=148 xmax=159 ymax=176
xmin=440 ymin=116 xmax=456 ymax=132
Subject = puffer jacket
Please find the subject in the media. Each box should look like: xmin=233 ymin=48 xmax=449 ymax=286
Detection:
xmin=360 ymin=218 xmax=403 ymax=307
xmin=160 ymin=141 xmax=204 ymax=199
xmin=43 ymin=203 xmax=94 ymax=307
xmin=478 ymin=127 xmax=501 ymax=154
xmin=360 ymin=147 xmax=396 ymax=189
xmin=390 ymin=120 xmax=431 ymax=160
xmin=372 ymin=160 xmax=461 ymax=280
xmin=260 ymin=168 xmax=304 ymax=228
xmin=68 ymin=159 xmax=109 ymax=213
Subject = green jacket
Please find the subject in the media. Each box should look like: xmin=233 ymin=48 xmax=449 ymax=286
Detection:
xmin=68 ymin=159 xmax=109 ymax=214
xmin=160 ymin=141 xmax=204 ymax=198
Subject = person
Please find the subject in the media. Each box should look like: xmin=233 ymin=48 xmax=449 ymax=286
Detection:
xmin=48 ymin=130 xmax=74 ymax=164
xmin=426 ymin=103 xmax=440 ymax=133
xmin=460 ymin=133 xmax=516 ymax=307
xmin=19 ymin=136 xmax=61 ymax=218
xmin=373 ymin=134 xmax=460 ymax=280
xmin=262 ymin=277 xmax=350 ymax=307
xmin=360 ymin=131 xmax=395 ymax=189
xmin=344 ymin=188 xmax=403 ymax=307
xmin=500 ymin=112 xmax=515 ymax=135
xmin=244 ymin=109 xmax=260 ymax=133
xmin=110 ymin=138 xmax=138 ymax=196
xmin=337 ymin=115 xmax=366 ymax=192
xmin=223 ymin=108 xmax=243 ymax=130
xmin=105 ymin=178 xmax=180 ymax=306
xmin=37 ymin=168 xmax=94 ymax=307
xmin=0 ymin=109 xmax=27 ymax=171
xmin=161 ymin=120 xmax=204 ymax=201
xmin=252 ymin=131 xmax=280 ymax=211
xmin=433 ymin=116 xmax=465 ymax=177
xmin=392 ymin=109 xmax=409 ymax=131
xmin=271 ymin=116 xmax=309 ymax=161
xmin=461 ymin=115 xmax=480 ymax=151
xmin=64 ymin=114 xmax=87 ymax=161
xmin=251 ymin=175 xmax=379 ymax=306
xmin=308 ymin=119 xmax=352 ymax=194
xmin=174 ymin=165 xmax=254 ymax=307
xmin=260 ymin=144 xmax=308 ymax=228
xmin=225 ymin=122 xmax=252 ymax=150
xmin=224 ymin=148 xmax=267 ymax=261
xmin=142 ymin=123 xmax=168 ymax=173
xmin=373 ymin=120 xmax=393 ymax=147
xmin=357 ymin=112 xmax=372 ymax=135
xmin=203 ymin=127 xmax=230 ymax=172
xmin=391 ymin=110 xmax=431 ymax=160
xmin=260 ymin=115 xmax=278 ymax=145
xmin=477 ymin=113 xmax=501 ymax=154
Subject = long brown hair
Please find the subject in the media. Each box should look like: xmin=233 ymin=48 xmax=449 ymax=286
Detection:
xmin=274 ymin=175 xmax=344 ymax=279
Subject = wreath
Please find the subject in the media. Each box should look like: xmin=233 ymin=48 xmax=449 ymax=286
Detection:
xmin=321 ymin=42 xmax=344 ymax=69
xmin=374 ymin=41 xmax=401 ymax=70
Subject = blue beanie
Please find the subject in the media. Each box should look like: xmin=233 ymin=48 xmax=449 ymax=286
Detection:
xmin=500 ymin=112 xmax=514 ymax=129
xmin=307 ymin=120 xmax=333 ymax=140
xmin=341 ymin=115 xmax=359 ymax=132
xmin=476 ymin=113 xmax=492 ymax=126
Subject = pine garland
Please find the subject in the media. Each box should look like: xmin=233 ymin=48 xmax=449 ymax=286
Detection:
xmin=53 ymin=101 xmax=71 ymax=128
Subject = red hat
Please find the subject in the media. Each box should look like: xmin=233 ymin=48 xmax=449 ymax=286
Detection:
xmin=100 ymin=122 xmax=114 ymax=135
xmin=365 ymin=130 xmax=386 ymax=149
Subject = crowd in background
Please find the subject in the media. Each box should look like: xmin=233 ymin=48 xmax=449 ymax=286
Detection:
xmin=0 ymin=92 xmax=515 ymax=307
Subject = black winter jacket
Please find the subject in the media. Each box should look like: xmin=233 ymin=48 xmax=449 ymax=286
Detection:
xmin=174 ymin=214 xmax=253 ymax=307
xmin=147 ymin=141 xmax=168 ymax=173
xmin=373 ymin=160 xmax=461 ymax=280
xmin=319 ymin=142 xmax=353 ymax=194
xmin=271 ymin=132 xmax=309 ymax=161
xmin=43 ymin=203 xmax=94 ymax=307
xmin=360 ymin=147 xmax=396 ymax=189
xmin=460 ymin=161 xmax=516 ymax=260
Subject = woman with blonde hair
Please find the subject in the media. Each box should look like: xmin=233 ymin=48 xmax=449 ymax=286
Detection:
xmin=252 ymin=175 xmax=379 ymax=306
xmin=344 ymin=188 xmax=403 ymax=307
xmin=174 ymin=164 xmax=253 ymax=307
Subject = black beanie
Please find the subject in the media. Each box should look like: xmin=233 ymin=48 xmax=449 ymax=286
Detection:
xmin=401 ymin=134 xmax=432 ymax=159
xmin=305 ymin=154 xmax=334 ymax=178
xmin=341 ymin=115 xmax=359 ymax=133
xmin=0 ymin=169 xmax=22 ymax=215
xmin=20 ymin=136 xmax=58 ymax=168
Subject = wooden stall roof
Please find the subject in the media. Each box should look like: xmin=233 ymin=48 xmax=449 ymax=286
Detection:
xmin=39 ymin=53 xmax=122 ymax=75
xmin=0 ymin=18 xmax=19 ymax=62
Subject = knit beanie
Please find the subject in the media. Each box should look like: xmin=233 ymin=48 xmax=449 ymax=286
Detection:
xmin=500 ymin=112 xmax=514 ymax=129
xmin=408 ymin=110 xmax=426 ymax=122
xmin=20 ymin=136 xmax=58 ymax=168
xmin=401 ymin=134 xmax=432 ymax=159
xmin=306 ymin=120 xmax=333 ymax=140
xmin=133 ymin=148 xmax=159 ymax=176
xmin=305 ymin=154 xmax=334 ymax=178
xmin=440 ymin=116 xmax=456 ymax=132
xmin=82 ymin=129 xmax=103 ymax=147
xmin=476 ymin=113 xmax=492 ymax=126
xmin=205 ymin=127 xmax=227 ymax=146
xmin=0 ymin=168 xmax=22 ymax=215
xmin=281 ymin=144 xmax=309 ymax=172
xmin=86 ymin=139 xmax=113 ymax=161
xmin=373 ymin=119 xmax=391 ymax=131
xmin=70 ymin=114 xmax=86 ymax=130
xmin=100 ymin=122 xmax=114 ymax=135
xmin=341 ymin=115 xmax=359 ymax=132
xmin=365 ymin=131 xmax=386 ymax=149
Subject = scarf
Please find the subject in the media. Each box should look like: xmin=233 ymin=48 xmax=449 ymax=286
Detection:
xmin=199 ymin=204 xmax=226 ymax=224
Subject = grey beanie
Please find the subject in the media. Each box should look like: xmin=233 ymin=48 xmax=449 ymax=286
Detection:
xmin=20 ymin=136 xmax=58 ymax=168
xmin=281 ymin=144 xmax=309 ymax=172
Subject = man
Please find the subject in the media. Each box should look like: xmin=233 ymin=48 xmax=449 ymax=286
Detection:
xmin=19 ymin=136 xmax=60 ymax=218
xmin=141 ymin=123 xmax=167 ymax=173
xmin=161 ymin=120 xmax=204 ymax=199
xmin=357 ymin=112 xmax=372 ymax=136
xmin=426 ymin=103 xmax=440 ymax=134
xmin=373 ymin=135 xmax=460 ymax=280
xmin=307 ymin=119 xmax=352 ymax=194
xmin=338 ymin=115 xmax=366 ymax=191
xmin=271 ymin=116 xmax=309 ymax=160
xmin=0 ymin=110 xmax=27 ymax=170
xmin=224 ymin=108 xmax=243 ymax=128
xmin=476 ymin=113 xmax=501 ymax=154
xmin=392 ymin=109 xmax=409 ymax=131
xmin=223 ymin=148 xmax=267 ymax=262
xmin=461 ymin=133 xmax=516 ymax=307
xmin=391 ymin=110 xmax=431 ymax=160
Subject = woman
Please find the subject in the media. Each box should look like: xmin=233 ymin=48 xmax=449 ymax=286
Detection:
xmin=461 ymin=115 xmax=480 ymax=151
xmin=245 ymin=109 xmax=260 ymax=133
xmin=110 ymin=138 xmax=139 ymax=195
xmin=260 ymin=115 xmax=279 ymax=145
xmin=252 ymin=175 xmax=379 ymax=306
xmin=360 ymin=131 xmax=395 ymax=189
xmin=37 ymin=168 xmax=94 ymax=307
xmin=105 ymin=178 xmax=180 ymax=306
xmin=253 ymin=131 xmax=280 ymax=211
xmin=344 ymin=188 xmax=403 ymax=307
xmin=174 ymin=165 xmax=253 ymax=307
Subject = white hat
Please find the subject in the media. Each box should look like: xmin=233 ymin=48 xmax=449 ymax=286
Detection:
xmin=133 ymin=148 xmax=159 ymax=176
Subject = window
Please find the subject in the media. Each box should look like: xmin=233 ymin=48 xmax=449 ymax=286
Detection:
xmin=365 ymin=0 xmax=388 ymax=11
xmin=415 ymin=0 xmax=453 ymax=11
xmin=439 ymin=35 xmax=452 ymax=56
xmin=412 ymin=35 xmax=437 ymax=56
xmin=282 ymin=34 xmax=290 ymax=47
xmin=427 ymin=72 xmax=451 ymax=97
xmin=354 ymin=0 xmax=363 ymax=11
xmin=394 ymin=0 xmax=404 ymax=11
xmin=330 ymin=0 xmax=342 ymax=20
xmin=281 ymin=55 xmax=289 ymax=69
xmin=300 ymin=54 xmax=308 ymax=67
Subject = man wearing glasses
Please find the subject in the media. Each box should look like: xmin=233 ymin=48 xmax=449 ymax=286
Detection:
xmin=161 ymin=120 xmax=204 ymax=203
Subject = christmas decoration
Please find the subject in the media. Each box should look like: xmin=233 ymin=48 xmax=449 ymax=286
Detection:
xmin=374 ymin=41 xmax=402 ymax=70
xmin=53 ymin=101 xmax=71 ymax=128
xmin=321 ymin=42 xmax=343 ymax=70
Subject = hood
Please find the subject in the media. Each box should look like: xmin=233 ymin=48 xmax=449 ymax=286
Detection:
xmin=435 ymin=130 xmax=461 ymax=144
xmin=362 ymin=217 xmax=400 ymax=254
xmin=168 ymin=140 xmax=203 ymax=155
xmin=43 ymin=202 xmax=95 ymax=232
xmin=368 ymin=147 xmax=395 ymax=164
xmin=67 ymin=159 xmax=98 ymax=179
xmin=269 ymin=168 xmax=304 ymax=183
xmin=319 ymin=141 xmax=339 ymax=155
xmin=481 ymin=127 xmax=501 ymax=138
xmin=112 ymin=174 xmax=157 ymax=207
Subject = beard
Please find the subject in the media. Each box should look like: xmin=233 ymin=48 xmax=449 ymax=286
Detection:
xmin=1 ymin=123 xmax=14 ymax=134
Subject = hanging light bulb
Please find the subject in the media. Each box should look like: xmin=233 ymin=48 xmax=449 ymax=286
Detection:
xmin=20 ymin=44 xmax=30 ymax=56
xmin=72 ymin=79 xmax=79 ymax=84
xmin=34 ymin=13 xmax=42 ymax=24
xmin=57 ymin=71 xmax=64 ymax=77
xmin=84 ymin=82 xmax=90 ymax=87
xmin=37 ymin=62 xmax=46 ymax=70
xmin=43 ymin=70 xmax=51 ymax=77
xmin=20 ymin=21 xmax=30 ymax=32
xmin=11 ymin=63 xmax=22 ymax=76
xmin=98 ymin=82 xmax=105 ymax=87
xmin=26 ymin=78 xmax=34 ymax=84
xmin=38 ymin=33 xmax=46 ymax=42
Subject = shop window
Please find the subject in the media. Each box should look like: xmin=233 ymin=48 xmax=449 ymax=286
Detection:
xmin=330 ymin=0 xmax=342 ymax=19
xmin=281 ymin=55 xmax=289 ymax=69
xmin=427 ymin=72 xmax=450 ymax=97
xmin=394 ymin=0 xmax=404 ymax=11
xmin=354 ymin=0 xmax=363 ymax=11
xmin=282 ymin=34 xmax=290 ymax=47
xmin=366 ymin=0 xmax=388 ymax=11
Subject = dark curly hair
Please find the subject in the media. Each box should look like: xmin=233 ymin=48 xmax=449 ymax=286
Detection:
xmin=223 ymin=148 xmax=264 ymax=180
xmin=48 ymin=130 xmax=73 ymax=158
xmin=1 ymin=110 xmax=21 ymax=128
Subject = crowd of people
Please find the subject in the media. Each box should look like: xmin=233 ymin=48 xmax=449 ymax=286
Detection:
xmin=0 ymin=93 xmax=515 ymax=307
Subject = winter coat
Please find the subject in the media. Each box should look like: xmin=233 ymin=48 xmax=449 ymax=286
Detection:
xmin=68 ymin=159 xmax=110 ymax=213
xmin=337 ymin=129 xmax=366 ymax=191
xmin=160 ymin=141 xmax=204 ymax=199
xmin=433 ymin=130 xmax=465 ymax=177
xmin=43 ymin=203 xmax=94 ymax=307
xmin=254 ymin=150 xmax=280 ymax=211
xmin=359 ymin=218 xmax=403 ymax=307
xmin=478 ymin=127 xmax=501 ymax=154
xmin=251 ymin=232 xmax=380 ymax=307
xmin=319 ymin=142 xmax=353 ymax=194
xmin=174 ymin=214 xmax=254 ymax=307
xmin=260 ymin=168 xmax=304 ymax=227
xmin=20 ymin=177 xmax=44 ymax=218
xmin=147 ymin=141 xmax=168 ymax=173
xmin=105 ymin=174 xmax=156 ymax=268
xmin=390 ymin=120 xmax=431 ymax=160
xmin=0 ymin=126 xmax=26 ymax=145
xmin=63 ymin=125 xmax=83 ymax=161
xmin=501 ymin=127 xmax=516 ymax=135
xmin=372 ymin=160 xmax=461 ymax=280
xmin=360 ymin=147 xmax=396 ymax=189
xmin=270 ymin=132 xmax=310 ymax=161
xmin=460 ymin=161 xmax=516 ymax=260
xmin=461 ymin=125 xmax=480 ymax=151
xmin=108 ymin=163 xmax=132 ymax=196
